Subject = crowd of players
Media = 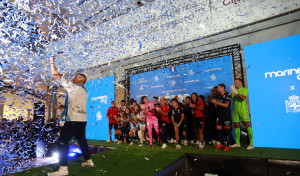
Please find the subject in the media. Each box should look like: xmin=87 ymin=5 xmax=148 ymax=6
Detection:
xmin=106 ymin=78 xmax=254 ymax=151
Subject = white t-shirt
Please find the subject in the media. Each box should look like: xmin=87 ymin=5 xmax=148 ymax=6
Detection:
xmin=60 ymin=77 xmax=88 ymax=122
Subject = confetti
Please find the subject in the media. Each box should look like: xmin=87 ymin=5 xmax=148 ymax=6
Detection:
xmin=0 ymin=0 xmax=298 ymax=175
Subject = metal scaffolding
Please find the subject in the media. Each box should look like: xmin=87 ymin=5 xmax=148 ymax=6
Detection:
xmin=124 ymin=44 xmax=244 ymax=103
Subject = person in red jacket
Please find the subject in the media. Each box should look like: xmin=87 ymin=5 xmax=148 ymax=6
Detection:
xmin=156 ymin=97 xmax=170 ymax=149
xmin=106 ymin=101 xmax=120 ymax=142
xmin=191 ymin=92 xmax=205 ymax=150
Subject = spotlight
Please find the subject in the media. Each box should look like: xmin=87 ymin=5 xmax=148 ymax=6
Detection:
xmin=68 ymin=153 xmax=76 ymax=157
xmin=52 ymin=152 xmax=59 ymax=163
xmin=52 ymin=152 xmax=59 ymax=159
xmin=71 ymin=148 xmax=82 ymax=154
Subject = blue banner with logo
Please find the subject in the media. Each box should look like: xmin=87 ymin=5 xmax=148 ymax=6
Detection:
xmin=245 ymin=34 xmax=300 ymax=149
xmin=130 ymin=56 xmax=234 ymax=103
xmin=86 ymin=75 xmax=115 ymax=140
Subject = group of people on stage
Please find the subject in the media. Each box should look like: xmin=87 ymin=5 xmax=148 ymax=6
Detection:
xmin=106 ymin=79 xmax=254 ymax=151
xmin=47 ymin=55 xmax=254 ymax=175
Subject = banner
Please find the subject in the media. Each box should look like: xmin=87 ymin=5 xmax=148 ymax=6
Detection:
xmin=86 ymin=75 xmax=115 ymax=140
xmin=245 ymin=34 xmax=300 ymax=149
xmin=130 ymin=56 xmax=234 ymax=103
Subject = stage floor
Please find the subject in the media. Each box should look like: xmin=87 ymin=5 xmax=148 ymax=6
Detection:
xmin=9 ymin=140 xmax=300 ymax=176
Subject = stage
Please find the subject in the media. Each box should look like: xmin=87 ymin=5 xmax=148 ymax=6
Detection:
xmin=9 ymin=140 xmax=300 ymax=176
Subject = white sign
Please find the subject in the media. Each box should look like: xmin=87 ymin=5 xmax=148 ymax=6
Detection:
xmin=91 ymin=95 xmax=108 ymax=104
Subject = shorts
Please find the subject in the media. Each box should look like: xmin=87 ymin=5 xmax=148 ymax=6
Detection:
xmin=174 ymin=118 xmax=187 ymax=132
xmin=216 ymin=115 xmax=232 ymax=128
xmin=194 ymin=117 xmax=205 ymax=130
xmin=179 ymin=120 xmax=187 ymax=132
xmin=109 ymin=123 xmax=117 ymax=130
xmin=232 ymin=110 xmax=251 ymax=123
xmin=121 ymin=126 xmax=130 ymax=137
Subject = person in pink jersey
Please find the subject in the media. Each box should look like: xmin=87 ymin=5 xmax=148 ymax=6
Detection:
xmin=140 ymin=96 xmax=160 ymax=148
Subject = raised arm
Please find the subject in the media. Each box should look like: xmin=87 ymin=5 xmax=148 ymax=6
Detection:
xmin=50 ymin=56 xmax=62 ymax=82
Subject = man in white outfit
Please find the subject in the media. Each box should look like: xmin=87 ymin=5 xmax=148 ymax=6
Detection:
xmin=48 ymin=56 xmax=94 ymax=176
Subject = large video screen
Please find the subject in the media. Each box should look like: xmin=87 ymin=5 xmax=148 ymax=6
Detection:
xmin=86 ymin=75 xmax=115 ymax=140
xmin=130 ymin=56 xmax=234 ymax=103
xmin=245 ymin=34 xmax=300 ymax=149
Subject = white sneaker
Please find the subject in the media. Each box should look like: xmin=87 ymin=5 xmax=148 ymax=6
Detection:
xmin=247 ymin=145 xmax=254 ymax=150
xmin=117 ymin=141 xmax=122 ymax=144
xmin=214 ymin=141 xmax=221 ymax=147
xmin=198 ymin=144 xmax=204 ymax=150
xmin=114 ymin=139 xmax=118 ymax=143
xmin=47 ymin=166 xmax=68 ymax=176
xmin=82 ymin=159 xmax=94 ymax=167
xmin=106 ymin=139 xmax=112 ymax=142
xmin=161 ymin=143 xmax=167 ymax=149
xmin=190 ymin=140 xmax=194 ymax=145
xmin=195 ymin=140 xmax=200 ymax=145
xmin=183 ymin=140 xmax=188 ymax=146
xmin=139 ymin=143 xmax=143 ymax=147
xmin=175 ymin=144 xmax=181 ymax=150
xmin=230 ymin=143 xmax=241 ymax=148
xmin=170 ymin=138 xmax=175 ymax=144
xmin=212 ymin=140 xmax=216 ymax=146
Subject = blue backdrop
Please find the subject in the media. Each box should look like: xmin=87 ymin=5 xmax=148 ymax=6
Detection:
xmin=130 ymin=56 xmax=234 ymax=103
xmin=86 ymin=75 xmax=115 ymax=140
xmin=245 ymin=34 xmax=300 ymax=149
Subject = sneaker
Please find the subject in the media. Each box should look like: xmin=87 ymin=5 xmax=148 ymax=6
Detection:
xmin=82 ymin=159 xmax=94 ymax=167
xmin=195 ymin=140 xmax=200 ymax=145
xmin=215 ymin=144 xmax=224 ymax=149
xmin=170 ymin=138 xmax=175 ymax=144
xmin=223 ymin=146 xmax=230 ymax=152
xmin=161 ymin=143 xmax=167 ymax=149
xmin=147 ymin=145 xmax=153 ymax=148
xmin=190 ymin=140 xmax=194 ymax=145
xmin=198 ymin=144 xmax=204 ymax=150
xmin=117 ymin=141 xmax=122 ymax=144
xmin=212 ymin=140 xmax=216 ymax=146
xmin=114 ymin=139 xmax=118 ymax=143
xmin=214 ymin=141 xmax=221 ymax=147
xmin=208 ymin=140 xmax=213 ymax=145
xmin=129 ymin=142 xmax=134 ymax=146
xmin=175 ymin=144 xmax=181 ymax=150
xmin=247 ymin=145 xmax=254 ymax=150
xmin=47 ymin=166 xmax=68 ymax=176
xmin=183 ymin=140 xmax=188 ymax=146
xmin=139 ymin=143 xmax=143 ymax=147
xmin=106 ymin=139 xmax=112 ymax=142
xmin=230 ymin=143 xmax=241 ymax=148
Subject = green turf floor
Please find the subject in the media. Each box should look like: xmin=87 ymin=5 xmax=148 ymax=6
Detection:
xmin=9 ymin=140 xmax=300 ymax=176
